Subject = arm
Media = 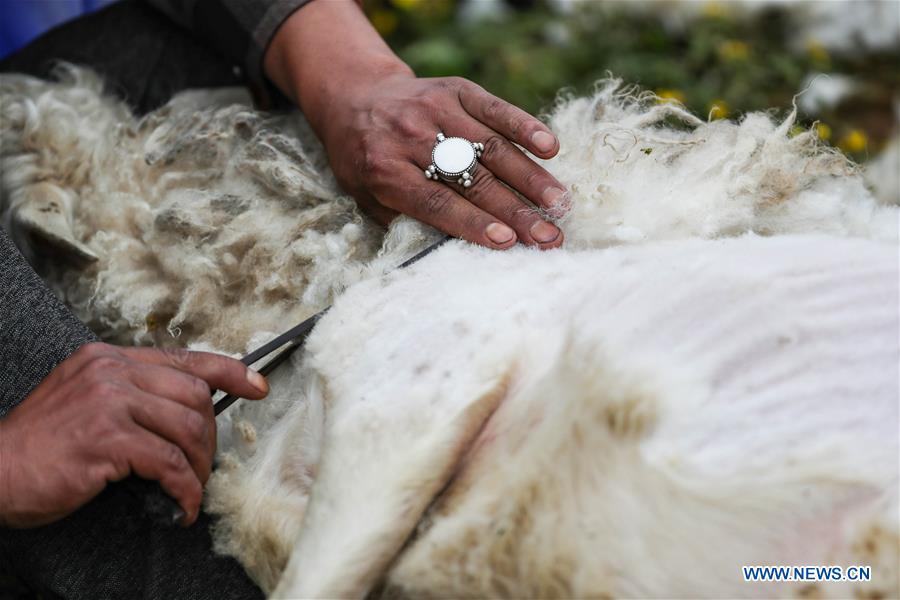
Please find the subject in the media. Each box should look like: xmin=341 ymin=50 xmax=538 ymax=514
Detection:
xmin=267 ymin=0 xmax=568 ymax=248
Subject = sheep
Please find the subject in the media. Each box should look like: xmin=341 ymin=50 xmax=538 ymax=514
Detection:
xmin=1 ymin=66 xmax=897 ymax=598
xmin=256 ymin=234 xmax=899 ymax=599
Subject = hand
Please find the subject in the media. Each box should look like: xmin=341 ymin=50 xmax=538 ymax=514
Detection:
xmin=0 ymin=342 xmax=268 ymax=528
xmin=264 ymin=0 xmax=567 ymax=250
xmin=320 ymin=72 xmax=568 ymax=249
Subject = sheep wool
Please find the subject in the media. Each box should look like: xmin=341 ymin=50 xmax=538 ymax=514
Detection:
xmin=1 ymin=67 xmax=897 ymax=599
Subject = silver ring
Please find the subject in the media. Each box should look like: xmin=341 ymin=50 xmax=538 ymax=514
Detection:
xmin=424 ymin=132 xmax=483 ymax=188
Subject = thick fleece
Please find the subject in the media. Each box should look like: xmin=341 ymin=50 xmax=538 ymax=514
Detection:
xmin=1 ymin=67 xmax=897 ymax=598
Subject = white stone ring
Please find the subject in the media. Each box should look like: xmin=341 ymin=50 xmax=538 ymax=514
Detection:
xmin=424 ymin=132 xmax=483 ymax=188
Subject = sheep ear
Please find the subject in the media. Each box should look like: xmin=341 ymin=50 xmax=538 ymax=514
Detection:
xmin=7 ymin=183 xmax=98 ymax=267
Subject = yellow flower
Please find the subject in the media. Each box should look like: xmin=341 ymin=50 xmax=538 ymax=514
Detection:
xmin=805 ymin=38 xmax=830 ymax=65
xmin=392 ymin=0 xmax=452 ymax=17
xmin=370 ymin=9 xmax=398 ymax=36
xmin=702 ymin=2 xmax=726 ymax=18
xmin=656 ymin=88 xmax=686 ymax=104
xmin=392 ymin=0 xmax=429 ymax=10
xmin=708 ymin=100 xmax=729 ymax=120
xmin=815 ymin=123 xmax=832 ymax=141
xmin=839 ymin=129 xmax=868 ymax=154
xmin=718 ymin=40 xmax=749 ymax=61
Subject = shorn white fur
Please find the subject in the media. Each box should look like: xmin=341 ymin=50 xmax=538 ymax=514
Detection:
xmin=1 ymin=67 xmax=897 ymax=599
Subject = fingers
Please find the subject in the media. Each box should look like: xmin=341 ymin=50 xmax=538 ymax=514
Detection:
xmin=374 ymin=161 xmax=518 ymax=249
xmin=463 ymin=126 xmax=568 ymax=215
xmin=117 ymin=428 xmax=203 ymax=525
xmin=450 ymin=166 xmax=563 ymax=249
xmin=457 ymin=81 xmax=560 ymax=159
xmin=118 ymin=347 xmax=269 ymax=400
xmin=431 ymin=117 xmax=565 ymax=247
xmin=412 ymin=124 xmax=563 ymax=247
xmin=127 ymin=389 xmax=215 ymax=485
xmin=127 ymin=363 xmax=215 ymax=420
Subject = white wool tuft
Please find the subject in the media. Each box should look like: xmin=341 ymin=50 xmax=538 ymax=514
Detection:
xmin=546 ymin=79 xmax=895 ymax=247
xmin=0 ymin=66 xmax=385 ymax=353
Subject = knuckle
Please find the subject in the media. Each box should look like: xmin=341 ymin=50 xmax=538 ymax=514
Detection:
xmin=162 ymin=347 xmax=193 ymax=369
xmin=74 ymin=342 xmax=106 ymax=361
xmin=481 ymin=135 xmax=509 ymax=163
xmin=417 ymin=88 xmax=446 ymax=112
xmin=397 ymin=116 xmax=427 ymax=141
xmin=456 ymin=79 xmax=480 ymax=104
xmin=436 ymin=77 xmax=468 ymax=98
xmin=185 ymin=479 xmax=203 ymax=511
xmin=521 ymin=166 xmax=547 ymax=191
xmin=368 ymin=104 xmax=395 ymax=127
xmin=86 ymin=355 xmax=123 ymax=377
xmin=465 ymin=170 xmax=497 ymax=200
xmin=377 ymin=192 xmax=403 ymax=212
xmin=360 ymin=145 xmax=391 ymax=182
xmin=87 ymin=377 xmax=122 ymax=400
xmin=72 ymin=466 xmax=101 ymax=497
xmin=421 ymin=187 xmax=454 ymax=217
xmin=213 ymin=355 xmax=244 ymax=383
xmin=442 ymin=76 xmax=468 ymax=90
xmin=102 ymin=449 xmax=131 ymax=481
xmin=510 ymin=203 xmax=541 ymax=226
xmin=506 ymin=114 xmax=528 ymax=137
xmin=184 ymin=410 xmax=208 ymax=442
xmin=102 ymin=430 xmax=135 ymax=466
xmin=461 ymin=209 xmax=485 ymax=232
xmin=191 ymin=375 xmax=212 ymax=400
xmin=482 ymin=97 xmax=507 ymax=122
xmin=91 ymin=412 xmax=124 ymax=439
xmin=163 ymin=444 xmax=189 ymax=472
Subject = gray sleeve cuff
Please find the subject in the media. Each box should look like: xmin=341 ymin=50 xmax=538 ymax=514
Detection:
xmin=245 ymin=0 xmax=315 ymax=93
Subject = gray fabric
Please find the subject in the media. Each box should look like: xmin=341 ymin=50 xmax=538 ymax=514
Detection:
xmin=144 ymin=0 xmax=314 ymax=93
xmin=0 ymin=484 xmax=264 ymax=600
xmin=0 ymin=227 xmax=97 ymax=417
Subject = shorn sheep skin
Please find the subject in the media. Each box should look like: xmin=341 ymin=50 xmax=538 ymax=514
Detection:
xmin=1 ymin=66 xmax=897 ymax=599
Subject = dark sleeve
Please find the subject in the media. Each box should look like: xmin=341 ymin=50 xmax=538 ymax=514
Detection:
xmin=142 ymin=0 xmax=315 ymax=94
xmin=0 ymin=228 xmax=97 ymax=417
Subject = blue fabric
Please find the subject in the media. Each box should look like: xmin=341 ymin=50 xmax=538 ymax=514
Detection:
xmin=0 ymin=0 xmax=119 ymax=59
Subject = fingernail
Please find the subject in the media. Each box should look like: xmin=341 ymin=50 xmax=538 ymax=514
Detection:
xmin=530 ymin=220 xmax=560 ymax=244
xmin=485 ymin=223 xmax=515 ymax=245
xmin=531 ymin=130 xmax=556 ymax=153
xmin=541 ymin=186 xmax=566 ymax=208
xmin=246 ymin=369 xmax=268 ymax=394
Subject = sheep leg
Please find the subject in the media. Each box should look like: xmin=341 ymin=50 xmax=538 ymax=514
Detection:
xmin=271 ymin=370 xmax=511 ymax=599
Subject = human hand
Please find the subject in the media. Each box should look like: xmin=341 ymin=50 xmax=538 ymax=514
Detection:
xmin=319 ymin=72 xmax=568 ymax=249
xmin=264 ymin=0 xmax=568 ymax=250
xmin=0 ymin=342 xmax=268 ymax=528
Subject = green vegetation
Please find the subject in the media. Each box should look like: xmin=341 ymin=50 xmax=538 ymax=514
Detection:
xmin=364 ymin=0 xmax=899 ymax=160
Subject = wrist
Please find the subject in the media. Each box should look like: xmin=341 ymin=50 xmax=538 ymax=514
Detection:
xmin=315 ymin=60 xmax=414 ymax=136
xmin=263 ymin=0 xmax=413 ymax=137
